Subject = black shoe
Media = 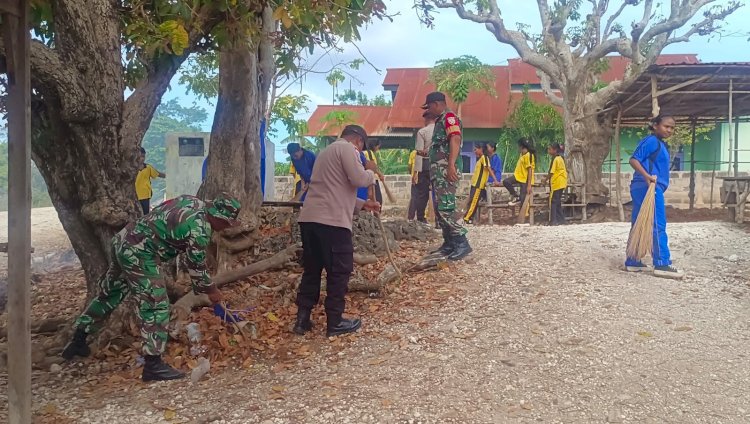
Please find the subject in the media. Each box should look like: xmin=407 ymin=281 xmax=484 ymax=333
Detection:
xmin=326 ymin=318 xmax=362 ymax=337
xmin=447 ymin=235 xmax=473 ymax=261
xmin=142 ymin=355 xmax=185 ymax=382
xmin=61 ymin=328 xmax=91 ymax=360
xmin=654 ymin=265 xmax=684 ymax=279
xmin=429 ymin=229 xmax=454 ymax=256
xmin=292 ymin=309 xmax=314 ymax=335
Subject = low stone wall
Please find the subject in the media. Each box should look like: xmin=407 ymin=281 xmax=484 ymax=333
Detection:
xmin=273 ymin=171 xmax=747 ymax=209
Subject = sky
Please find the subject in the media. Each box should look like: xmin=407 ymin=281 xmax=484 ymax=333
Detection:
xmin=160 ymin=1 xmax=750 ymax=160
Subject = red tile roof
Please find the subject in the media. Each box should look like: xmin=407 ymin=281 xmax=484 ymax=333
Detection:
xmin=306 ymin=105 xmax=392 ymax=137
xmin=306 ymin=55 xmax=702 ymax=135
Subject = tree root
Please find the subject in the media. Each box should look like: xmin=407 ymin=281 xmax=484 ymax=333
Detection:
xmin=0 ymin=316 xmax=68 ymax=339
xmin=353 ymin=253 xmax=378 ymax=265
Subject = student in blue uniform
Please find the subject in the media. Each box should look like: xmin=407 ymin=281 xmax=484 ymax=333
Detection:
xmin=287 ymin=143 xmax=316 ymax=201
xmin=356 ymin=150 xmax=370 ymax=201
xmin=625 ymin=114 xmax=683 ymax=279
xmin=485 ymin=142 xmax=503 ymax=186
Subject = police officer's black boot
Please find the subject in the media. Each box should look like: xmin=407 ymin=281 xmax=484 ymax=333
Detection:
xmin=429 ymin=228 xmax=454 ymax=256
xmin=61 ymin=328 xmax=91 ymax=360
xmin=447 ymin=235 xmax=473 ymax=261
xmin=142 ymin=355 xmax=185 ymax=382
xmin=292 ymin=308 xmax=313 ymax=335
xmin=326 ymin=317 xmax=362 ymax=337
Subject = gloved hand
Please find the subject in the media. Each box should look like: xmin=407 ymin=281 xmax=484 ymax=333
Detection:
xmin=213 ymin=303 xmax=243 ymax=323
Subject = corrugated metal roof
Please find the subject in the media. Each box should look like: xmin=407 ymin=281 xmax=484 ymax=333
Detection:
xmin=305 ymin=105 xmax=392 ymax=137
xmin=607 ymin=62 xmax=750 ymax=124
xmin=507 ymin=54 xmax=699 ymax=85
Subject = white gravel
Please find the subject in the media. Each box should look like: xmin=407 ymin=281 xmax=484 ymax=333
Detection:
xmin=3 ymin=221 xmax=750 ymax=423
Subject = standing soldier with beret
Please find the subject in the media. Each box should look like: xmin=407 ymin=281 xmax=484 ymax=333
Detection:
xmin=422 ymin=92 xmax=472 ymax=260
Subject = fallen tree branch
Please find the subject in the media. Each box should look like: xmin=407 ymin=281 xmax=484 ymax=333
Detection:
xmin=171 ymin=245 xmax=300 ymax=321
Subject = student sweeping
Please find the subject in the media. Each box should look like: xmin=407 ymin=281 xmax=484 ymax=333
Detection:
xmin=545 ymin=143 xmax=567 ymax=225
xmin=363 ymin=140 xmax=385 ymax=204
xmin=464 ymin=144 xmax=499 ymax=224
xmin=503 ymin=138 xmax=536 ymax=207
xmin=625 ymin=114 xmax=683 ymax=279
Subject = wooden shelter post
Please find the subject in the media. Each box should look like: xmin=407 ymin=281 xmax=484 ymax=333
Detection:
xmin=733 ymin=117 xmax=740 ymax=177
xmin=689 ymin=119 xmax=697 ymax=210
xmin=2 ymin=0 xmax=32 ymax=422
xmin=614 ymin=108 xmax=625 ymax=222
xmin=727 ymin=79 xmax=733 ymax=173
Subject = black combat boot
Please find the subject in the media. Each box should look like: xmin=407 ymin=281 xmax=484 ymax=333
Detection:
xmin=292 ymin=308 xmax=314 ymax=335
xmin=61 ymin=328 xmax=91 ymax=360
xmin=142 ymin=355 xmax=185 ymax=382
xmin=447 ymin=235 xmax=473 ymax=261
xmin=326 ymin=318 xmax=362 ymax=337
xmin=429 ymin=228 xmax=454 ymax=256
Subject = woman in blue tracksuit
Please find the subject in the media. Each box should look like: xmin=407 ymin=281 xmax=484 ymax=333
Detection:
xmin=625 ymin=114 xmax=683 ymax=279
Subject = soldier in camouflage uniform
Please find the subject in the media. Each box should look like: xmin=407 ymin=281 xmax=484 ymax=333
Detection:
xmin=422 ymin=92 xmax=472 ymax=260
xmin=62 ymin=193 xmax=241 ymax=381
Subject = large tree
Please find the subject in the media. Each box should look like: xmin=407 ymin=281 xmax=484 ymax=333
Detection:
xmin=417 ymin=0 xmax=742 ymax=202
xmin=1 ymin=0 xmax=387 ymax=296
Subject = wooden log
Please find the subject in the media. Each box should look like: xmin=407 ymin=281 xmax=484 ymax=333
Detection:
xmin=171 ymin=245 xmax=300 ymax=320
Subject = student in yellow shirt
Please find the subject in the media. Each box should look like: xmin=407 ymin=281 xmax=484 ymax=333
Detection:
xmin=289 ymin=161 xmax=303 ymax=197
xmin=135 ymin=147 xmax=166 ymax=215
xmin=364 ymin=140 xmax=386 ymax=204
xmin=545 ymin=143 xmax=568 ymax=225
xmin=464 ymin=144 xmax=500 ymax=224
xmin=407 ymin=150 xmax=419 ymax=221
xmin=502 ymin=138 xmax=536 ymax=207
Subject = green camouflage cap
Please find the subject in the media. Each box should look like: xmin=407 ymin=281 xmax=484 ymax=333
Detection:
xmin=207 ymin=193 xmax=241 ymax=226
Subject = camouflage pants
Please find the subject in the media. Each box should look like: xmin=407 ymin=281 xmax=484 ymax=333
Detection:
xmin=430 ymin=160 xmax=468 ymax=238
xmin=74 ymin=231 xmax=170 ymax=356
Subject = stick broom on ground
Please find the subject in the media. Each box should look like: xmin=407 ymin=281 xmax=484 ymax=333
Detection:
xmin=626 ymin=182 xmax=656 ymax=261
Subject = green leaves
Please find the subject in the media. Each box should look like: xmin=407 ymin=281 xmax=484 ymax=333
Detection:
xmin=158 ymin=20 xmax=189 ymax=55
xmin=428 ymin=55 xmax=496 ymax=105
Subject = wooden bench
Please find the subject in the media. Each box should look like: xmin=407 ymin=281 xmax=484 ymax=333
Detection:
xmin=526 ymin=182 xmax=587 ymax=225
xmin=719 ymin=177 xmax=750 ymax=223
xmin=473 ymin=183 xmax=587 ymax=225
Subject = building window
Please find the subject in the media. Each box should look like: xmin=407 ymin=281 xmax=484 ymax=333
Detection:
xmin=178 ymin=137 xmax=205 ymax=157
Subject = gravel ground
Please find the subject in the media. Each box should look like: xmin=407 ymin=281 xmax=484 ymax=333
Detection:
xmin=3 ymin=221 xmax=750 ymax=423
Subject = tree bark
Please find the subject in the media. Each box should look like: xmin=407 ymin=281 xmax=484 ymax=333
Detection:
xmin=14 ymin=0 xmax=205 ymax=296
xmin=562 ymin=94 xmax=614 ymax=205
xmin=200 ymin=7 xmax=275 ymax=265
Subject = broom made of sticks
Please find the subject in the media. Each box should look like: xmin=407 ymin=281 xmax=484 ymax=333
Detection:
xmin=626 ymin=182 xmax=656 ymax=261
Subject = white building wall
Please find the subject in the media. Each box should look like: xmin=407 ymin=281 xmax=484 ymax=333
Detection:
xmin=165 ymin=132 xmax=275 ymax=200
xmin=720 ymin=121 xmax=750 ymax=172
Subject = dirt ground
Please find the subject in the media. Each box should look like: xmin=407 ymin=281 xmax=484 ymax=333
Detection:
xmin=1 ymin=209 xmax=749 ymax=423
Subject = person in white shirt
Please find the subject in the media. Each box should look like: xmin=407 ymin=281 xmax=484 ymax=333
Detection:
xmin=412 ymin=111 xmax=435 ymax=223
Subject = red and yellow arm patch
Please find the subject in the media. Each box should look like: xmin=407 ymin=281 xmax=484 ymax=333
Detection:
xmin=443 ymin=112 xmax=462 ymax=137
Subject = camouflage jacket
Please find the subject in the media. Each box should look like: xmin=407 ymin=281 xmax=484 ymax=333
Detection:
xmin=429 ymin=110 xmax=463 ymax=165
xmin=121 ymin=195 xmax=212 ymax=293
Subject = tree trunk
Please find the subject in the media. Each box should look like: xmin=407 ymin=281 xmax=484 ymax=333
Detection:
xmin=562 ymin=96 xmax=614 ymax=205
xmin=24 ymin=0 xmax=194 ymax=295
xmin=200 ymin=8 xmax=275 ymax=262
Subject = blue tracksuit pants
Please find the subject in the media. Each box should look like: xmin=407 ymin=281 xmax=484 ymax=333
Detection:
xmin=625 ymin=184 xmax=671 ymax=267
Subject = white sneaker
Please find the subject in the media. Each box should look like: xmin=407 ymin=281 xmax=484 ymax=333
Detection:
xmin=653 ymin=265 xmax=684 ymax=279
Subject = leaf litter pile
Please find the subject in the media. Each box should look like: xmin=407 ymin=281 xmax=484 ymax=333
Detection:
xmin=0 ymin=215 xmax=458 ymax=423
